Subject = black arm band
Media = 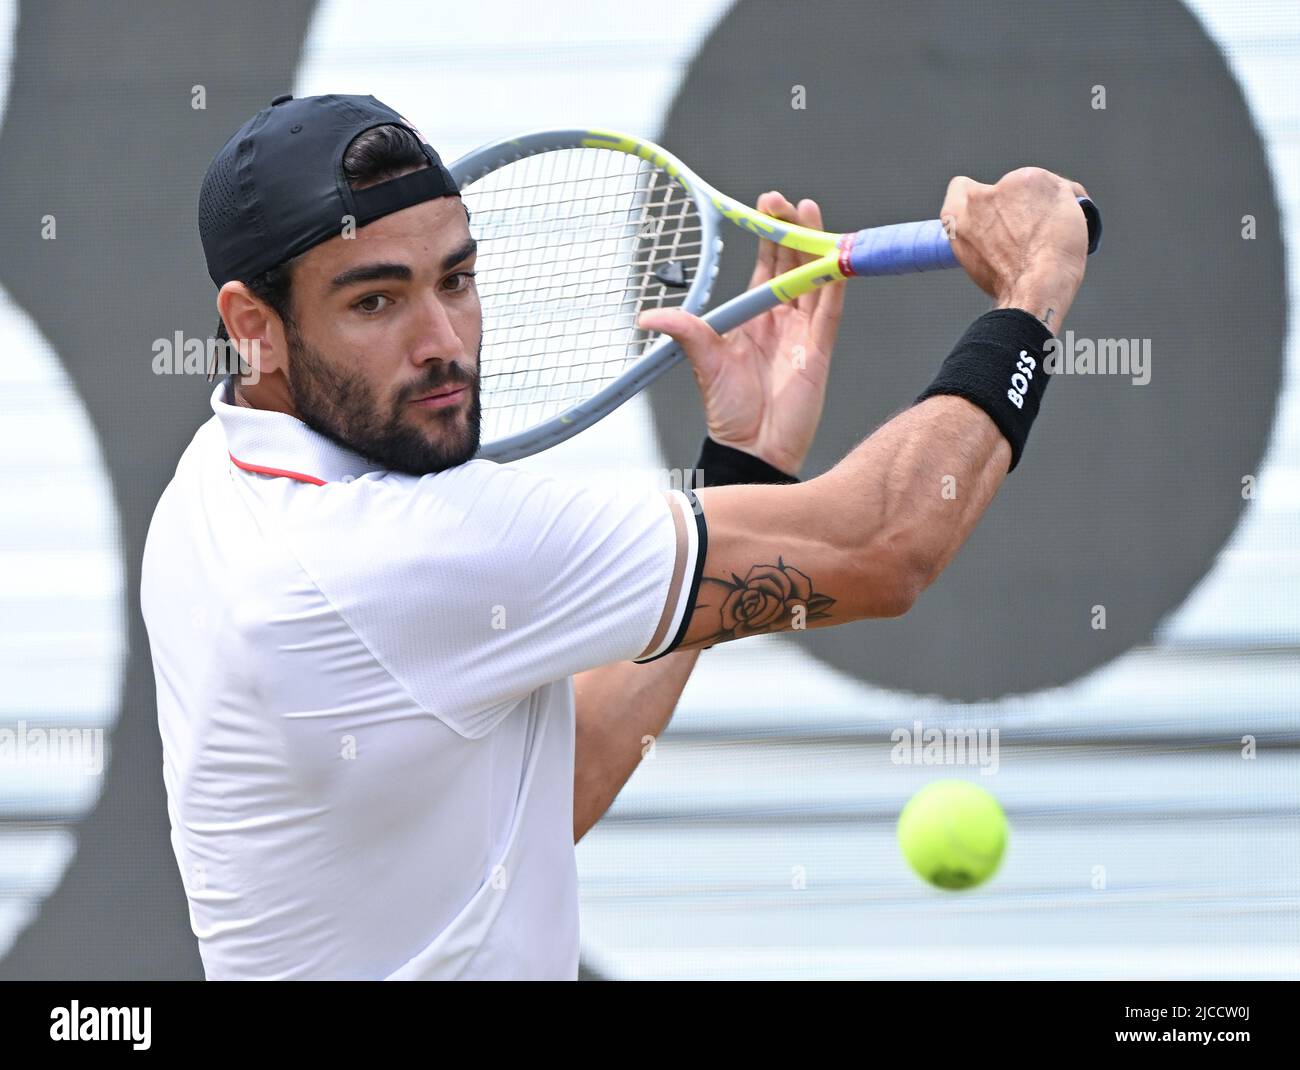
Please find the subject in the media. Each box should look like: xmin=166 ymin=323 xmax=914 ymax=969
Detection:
xmin=915 ymin=308 xmax=1054 ymax=471
xmin=695 ymin=436 xmax=800 ymax=488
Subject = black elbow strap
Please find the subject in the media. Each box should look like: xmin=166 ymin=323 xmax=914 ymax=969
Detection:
xmin=915 ymin=308 xmax=1055 ymax=471
xmin=694 ymin=436 xmax=801 ymax=487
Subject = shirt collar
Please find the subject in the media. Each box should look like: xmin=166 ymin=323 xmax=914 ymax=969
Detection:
xmin=211 ymin=378 xmax=378 ymax=485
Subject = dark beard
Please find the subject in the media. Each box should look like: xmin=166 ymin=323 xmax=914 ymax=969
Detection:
xmin=285 ymin=329 xmax=482 ymax=475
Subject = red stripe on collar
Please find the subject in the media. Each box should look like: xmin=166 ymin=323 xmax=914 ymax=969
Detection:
xmin=229 ymin=453 xmax=327 ymax=486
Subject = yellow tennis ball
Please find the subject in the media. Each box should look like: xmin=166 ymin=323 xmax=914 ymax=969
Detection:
xmin=897 ymin=780 xmax=1008 ymax=890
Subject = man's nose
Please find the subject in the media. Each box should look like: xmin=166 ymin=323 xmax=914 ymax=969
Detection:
xmin=410 ymin=291 xmax=462 ymax=364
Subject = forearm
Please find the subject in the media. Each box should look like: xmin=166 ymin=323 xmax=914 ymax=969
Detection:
xmin=679 ymin=391 xmax=1017 ymax=647
xmin=572 ymin=647 xmax=702 ymax=842
xmin=815 ymin=392 xmax=1013 ymax=607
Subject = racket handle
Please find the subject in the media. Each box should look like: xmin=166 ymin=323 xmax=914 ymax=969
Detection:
xmin=844 ymin=219 xmax=958 ymax=276
xmin=845 ymin=196 xmax=1101 ymax=278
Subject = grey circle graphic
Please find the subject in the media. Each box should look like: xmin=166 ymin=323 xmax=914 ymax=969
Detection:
xmin=652 ymin=0 xmax=1285 ymax=700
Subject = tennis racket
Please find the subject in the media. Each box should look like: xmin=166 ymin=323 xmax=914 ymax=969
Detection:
xmin=449 ymin=128 xmax=1101 ymax=462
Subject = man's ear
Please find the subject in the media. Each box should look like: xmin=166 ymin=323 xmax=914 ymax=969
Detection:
xmin=216 ymin=282 xmax=288 ymax=379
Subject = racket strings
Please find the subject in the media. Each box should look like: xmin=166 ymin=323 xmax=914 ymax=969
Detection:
xmin=462 ymin=147 xmax=704 ymax=440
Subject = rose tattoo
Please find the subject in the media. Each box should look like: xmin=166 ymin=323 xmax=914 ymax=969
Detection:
xmin=696 ymin=557 xmax=836 ymax=640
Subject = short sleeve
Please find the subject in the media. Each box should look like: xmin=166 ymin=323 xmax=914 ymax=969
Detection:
xmin=273 ymin=460 xmax=705 ymax=737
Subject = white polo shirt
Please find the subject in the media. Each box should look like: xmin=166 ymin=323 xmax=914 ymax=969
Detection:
xmin=141 ymin=380 xmax=704 ymax=980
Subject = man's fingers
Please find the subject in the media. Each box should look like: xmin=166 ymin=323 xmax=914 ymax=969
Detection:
xmin=791 ymin=197 xmax=828 ymax=315
xmin=796 ymin=195 xmax=824 ymax=232
xmin=746 ymin=191 xmax=782 ymax=288
xmin=767 ymin=192 xmax=803 ymax=280
xmin=810 ymin=276 xmax=847 ymax=355
xmin=796 ymin=198 xmax=846 ymax=352
xmin=637 ymin=308 xmax=724 ymax=380
xmin=940 ymin=175 xmax=977 ymax=236
xmin=748 ymin=189 xmax=828 ymax=294
xmin=943 ymin=174 xmax=978 ymax=202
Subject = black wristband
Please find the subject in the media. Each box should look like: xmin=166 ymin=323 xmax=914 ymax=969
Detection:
xmin=695 ymin=436 xmax=800 ymax=488
xmin=916 ymin=308 xmax=1054 ymax=471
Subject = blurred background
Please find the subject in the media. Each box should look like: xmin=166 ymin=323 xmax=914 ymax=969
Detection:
xmin=0 ymin=0 xmax=1296 ymax=980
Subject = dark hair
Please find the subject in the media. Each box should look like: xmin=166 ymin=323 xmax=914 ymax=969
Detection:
xmin=215 ymin=123 xmax=431 ymax=343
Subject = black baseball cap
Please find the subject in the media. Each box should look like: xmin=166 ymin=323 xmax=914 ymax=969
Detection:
xmin=198 ymin=93 xmax=458 ymax=287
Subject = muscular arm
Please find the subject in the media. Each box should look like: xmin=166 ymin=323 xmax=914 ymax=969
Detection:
xmin=570 ymin=395 xmax=1004 ymax=841
xmin=573 ymin=649 xmax=700 ymax=842
xmin=571 ymin=165 xmax=1090 ymax=839
xmin=680 ymin=164 xmax=1092 ymax=647
xmin=679 ymin=394 xmax=1010 ymax=647
xmin=570 ymin=394 xmax=1003 ymax=842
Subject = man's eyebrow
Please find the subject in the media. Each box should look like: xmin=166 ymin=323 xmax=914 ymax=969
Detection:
xmin=326 ymin=239 xmax=477 ymax=292
xmin=328 ymin=262 xmax=411 ymax=291
xmin=441 ymin=236 xmax=477 ymax=271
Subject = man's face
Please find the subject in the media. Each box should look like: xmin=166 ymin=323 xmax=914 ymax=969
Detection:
xmin=282 ymin=196 xmax=482 ymax=474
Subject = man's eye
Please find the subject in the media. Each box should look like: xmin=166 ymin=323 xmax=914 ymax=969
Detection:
xmin=354 ymin=294 xmax=391 ymax=314
xmin=445 ymin=271 xmax=477 ymax=293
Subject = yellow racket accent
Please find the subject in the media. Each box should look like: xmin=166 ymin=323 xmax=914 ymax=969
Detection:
xmin=582 ymin=127 xmax=846 ymax=302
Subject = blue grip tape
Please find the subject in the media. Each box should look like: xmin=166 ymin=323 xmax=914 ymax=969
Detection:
xmin=846 ymin=220 xmax=957 ymax=277
xmin=846 ymin=197 xmax=1100 ymax=278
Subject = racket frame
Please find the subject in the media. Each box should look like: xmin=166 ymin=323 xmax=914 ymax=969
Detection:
xmin=450 ymin=127 xmax=853 ymax=462
xmin=449 ymin=128 xmax=1099 ymax=462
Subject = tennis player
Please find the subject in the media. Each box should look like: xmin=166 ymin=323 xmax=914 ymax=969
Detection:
xmin=141 ymin=95 xmax=1089 ymax=979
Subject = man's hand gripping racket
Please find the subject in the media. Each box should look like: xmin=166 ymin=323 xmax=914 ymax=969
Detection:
xmin=448 ymin=129 xmax=1100 ymax=462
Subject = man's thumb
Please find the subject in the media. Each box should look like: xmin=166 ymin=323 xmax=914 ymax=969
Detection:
xmin=637 ymin=309 xmax=722 ymax=370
